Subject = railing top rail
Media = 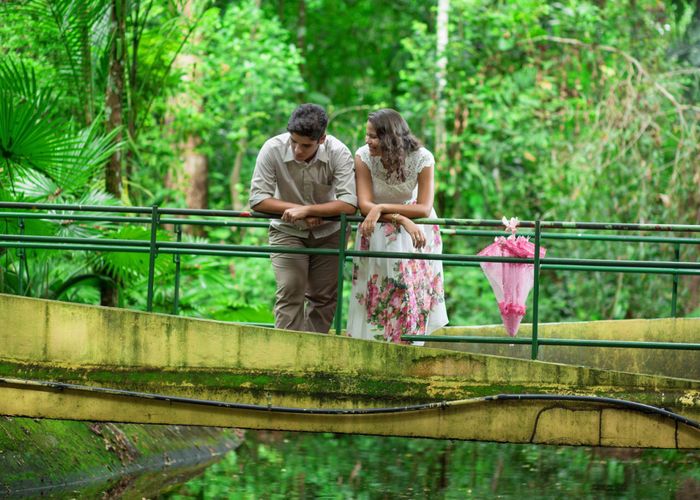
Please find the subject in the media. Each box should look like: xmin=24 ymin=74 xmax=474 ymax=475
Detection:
xmin=2 ymin=202 xmax=700 ymax=233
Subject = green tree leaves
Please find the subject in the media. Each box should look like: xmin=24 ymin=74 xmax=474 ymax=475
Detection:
xmin=0 ymin=58 xmax=119 ymax=197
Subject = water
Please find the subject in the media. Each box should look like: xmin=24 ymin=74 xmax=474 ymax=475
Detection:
xmin=162 ymin=431 xmax=700 ymax=498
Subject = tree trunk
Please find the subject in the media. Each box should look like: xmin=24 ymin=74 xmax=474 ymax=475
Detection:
xmin=434 ymin=0 xmax=449 ymax=215
xmin=169 ymin=0 xmax=208 ymax=235
xmin=80 ymin=20 xmax=94 ymax=126
xmin=105 ymin=0 xmax=126 ymax=200
xmin=297 ymin=0 xmax=306 ymax=76
xmin=183 ymin=134 xmax=209 ymax=213
xmin=99 ymin=279 xmax=119 ymax=307
xmin=102 ymin=0 xmax=127 ymax=307
xmin=435 ymin=0 xmax=449 ymax=161
xmin=230 ymin=136 xmax=248 ymax=211
xmin=125 ymin=1 xmax=141 ymax=183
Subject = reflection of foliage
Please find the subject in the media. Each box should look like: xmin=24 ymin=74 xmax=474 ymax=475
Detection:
xmin=169 ymin=432 xmax=700 ymax=498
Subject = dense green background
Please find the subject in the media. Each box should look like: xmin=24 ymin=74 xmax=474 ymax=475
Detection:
xmin=2 ymin=1 xmax=700 ymax=496
xmin=1 ymin=0 xmax=699 ymax=325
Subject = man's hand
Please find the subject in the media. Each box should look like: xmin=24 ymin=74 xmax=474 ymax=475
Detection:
xmin=281 ymin=206 xmax=311 ymax=223
xmin=305 ymin=216 xmax=323 ymax=227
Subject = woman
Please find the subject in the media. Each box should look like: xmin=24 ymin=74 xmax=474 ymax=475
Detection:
xmin=346 ymin=109 xmax=448 ymax=343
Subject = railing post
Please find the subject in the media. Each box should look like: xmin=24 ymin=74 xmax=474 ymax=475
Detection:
xmin=18 ymin=218 xmax=25 ymax=295
xmin=146 ymin=204 xmax=160 ymax=312
xmin=531 ymin=219 xmax=542 ymax=360
xmin=333 ymin=213 xmax=348 ymax=335
xmin=671 ymin=242 xmax=680 ymax=317
xmin=172 ymin=223 xmax=182 ymax=315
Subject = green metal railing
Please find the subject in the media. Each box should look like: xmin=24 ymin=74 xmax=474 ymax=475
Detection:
xmin=1 ymin=202 xmax=700 ymax=359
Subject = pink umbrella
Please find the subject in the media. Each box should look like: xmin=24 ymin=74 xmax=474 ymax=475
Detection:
xmin=478 ymin=217 xmax=546 ymax=336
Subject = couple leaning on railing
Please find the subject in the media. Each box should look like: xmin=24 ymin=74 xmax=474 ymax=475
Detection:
xmin=248 ymin=103 xmax=448 ymax=344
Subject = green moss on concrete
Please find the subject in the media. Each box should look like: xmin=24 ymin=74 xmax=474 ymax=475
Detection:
xmin=1 ymin=357 xmax=697 ymax=416
xmin=0 ymin=416 xmax=242 ymax=498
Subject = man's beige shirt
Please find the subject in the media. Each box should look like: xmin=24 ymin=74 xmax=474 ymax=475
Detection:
xmin=249 ymin=133 xmax=357 ymax=238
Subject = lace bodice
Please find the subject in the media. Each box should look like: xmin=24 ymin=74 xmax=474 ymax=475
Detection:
xmin=356 ymin=145 xmax=435 ymax=204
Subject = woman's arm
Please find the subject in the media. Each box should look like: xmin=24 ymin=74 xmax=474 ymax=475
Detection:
xmin=377 ymin=166 xmax=434 ymax=219
xmin=358 ymin=158 xmax=436 ymax=248
xmin=357 ymin=156 xmax=435 ymax=220
xmin=356 ymin=158 xmax=400 ymax=233
xmin=361 ymin=165 xmax=435 ymax=222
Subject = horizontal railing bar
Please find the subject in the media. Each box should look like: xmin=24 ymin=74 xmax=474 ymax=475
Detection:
xmin=0 ymin=212 xmax=152 ymax=224
xmin=3 ymin=213 xmax=698 ymax=245
xmin=537 ymin=221 xmax=700 ymax=232
xmin=0 ymin=203 xmax=278 ymax=220
xmin=0 ymin=242 xmax=305 ymax=259
xmin=0 ymin=203 xmax=153 ymax=215
xmin=1 ymin=235 xmax=151 ymax=246
xmin=545 ymin=257 xmax=699 ymax=270
xmin=441 ymin=229 xmax=700 ymax=245
xmin=442 ymin=261 xmax=700 ymax=276
xmin=542 ymin=264 xmax=700 ymax=275
xmin=157 ymin=241 xmax=338 ymax=256
xmin=3 ymin=203 xmax=700 ymax=232
xmin=403 ymin=336 xmax=700 ymax=350
xmin=0 ymin=243 xmax=148 ymax=253
xmin=0 ymin=240 xmax=336 ymax=257
xmin=0 ymin=213 xmax=273 ymax=229
xmin=164 ymin=249 xmax=276 ymax=259
xmin=4 ymin=242 xmax=699 ymax=275
xmin=159 ymin=218 xmax=271 ymax=228
xmin=4 ymin=236 xmax=700 ymax=270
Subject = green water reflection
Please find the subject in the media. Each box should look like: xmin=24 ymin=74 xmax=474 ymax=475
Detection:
xmin=164 ymin=431 xmax=700 ymax=498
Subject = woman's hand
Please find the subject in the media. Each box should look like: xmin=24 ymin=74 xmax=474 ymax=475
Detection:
xmin=400 ymin=218 xmax=426 ymax=249
xmin=359 ymin=205 xmax=382 ymax=238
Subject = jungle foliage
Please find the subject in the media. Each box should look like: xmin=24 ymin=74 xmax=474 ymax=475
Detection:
xmin=1 ymin=0 xmax=699 ymax=324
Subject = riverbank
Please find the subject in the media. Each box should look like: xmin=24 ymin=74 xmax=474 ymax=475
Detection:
xmin=0 ymin=417 xmax=242 ymax=498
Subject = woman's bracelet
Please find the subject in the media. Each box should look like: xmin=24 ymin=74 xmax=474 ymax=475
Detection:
xmin=391 ymin=213 xmax=400 ymax=226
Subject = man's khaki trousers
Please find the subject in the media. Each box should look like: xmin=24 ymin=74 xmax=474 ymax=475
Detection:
xmin=269 ymin=227 xmax=343 ymax=333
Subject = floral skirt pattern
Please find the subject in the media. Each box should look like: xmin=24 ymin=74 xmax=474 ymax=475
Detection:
xmin=346 ymin=222 xmax=448 ymax=343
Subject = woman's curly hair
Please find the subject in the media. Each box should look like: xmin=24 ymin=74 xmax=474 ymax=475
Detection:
xmin=368 ymin=109 xmax=420 ymax=182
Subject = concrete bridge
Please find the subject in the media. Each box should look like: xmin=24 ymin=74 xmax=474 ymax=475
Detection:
xmin=1 ymin=293 xmax=699 ymax=449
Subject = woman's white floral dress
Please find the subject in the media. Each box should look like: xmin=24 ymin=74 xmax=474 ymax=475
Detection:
xmin=346 ymin=145 xmax=448 ymax=343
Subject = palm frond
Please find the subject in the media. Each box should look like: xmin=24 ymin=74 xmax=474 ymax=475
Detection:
xmin=23 ymin=0 xmax=112 ymax=119
xmin=51 ymin=188 xmax=119 ymax=239
xmin=0 ymin=59 xmax=122 ymax=196
xmin=13 ymin=168 xmax=61 ymax=200
xmin=0 ymin=58 xmax=58 ymax=116
xmin=87 ymin=225 xmax=172 ymax=285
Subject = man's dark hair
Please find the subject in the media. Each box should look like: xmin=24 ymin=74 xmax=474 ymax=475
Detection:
xmin=287 ymin=103 xmax=328 ymax=141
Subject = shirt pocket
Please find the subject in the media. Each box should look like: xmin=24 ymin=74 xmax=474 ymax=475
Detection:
xmin=312 ymin=182 xmax=333 ymax=203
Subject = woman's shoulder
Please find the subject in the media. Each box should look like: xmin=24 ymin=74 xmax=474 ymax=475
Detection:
xmin=409 ymin=147 xmax=435 ymax=169
xmin=355 ymin=144 xmax=372 ymax=165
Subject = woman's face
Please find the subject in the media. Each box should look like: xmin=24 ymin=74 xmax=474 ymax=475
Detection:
xmin=365 ymin=121 xmax=381 ymax=156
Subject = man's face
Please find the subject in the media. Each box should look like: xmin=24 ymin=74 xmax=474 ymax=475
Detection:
xmin=290 ymin=133 xmax=325 ymax=162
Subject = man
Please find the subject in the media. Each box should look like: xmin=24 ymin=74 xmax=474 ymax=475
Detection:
xmin=249 ymin=104 xmax=357 ymax=333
